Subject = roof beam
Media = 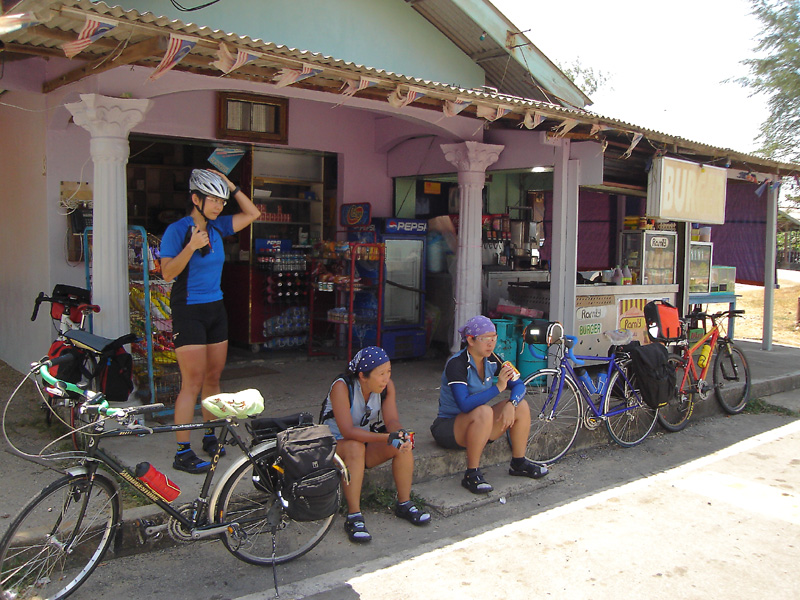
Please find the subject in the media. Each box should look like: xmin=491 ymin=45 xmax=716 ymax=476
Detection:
xmin=43 ymin=35 xmax=163 ymax=93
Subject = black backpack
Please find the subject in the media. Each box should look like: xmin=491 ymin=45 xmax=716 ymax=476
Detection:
xmin=627 ymin=343 xmax=675 ymax=409
xmin=275 ymin=424 xmax=340 ymax=522
xmin=319 ymin=373 xmax=387 ymax=431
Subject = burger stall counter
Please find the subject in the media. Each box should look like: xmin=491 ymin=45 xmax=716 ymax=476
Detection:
xmin=508 ymin=282 xmax=679 ymax=356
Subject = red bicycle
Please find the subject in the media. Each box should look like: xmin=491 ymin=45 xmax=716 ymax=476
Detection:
xmin=657 ymin=308 xmax=751 ymax=432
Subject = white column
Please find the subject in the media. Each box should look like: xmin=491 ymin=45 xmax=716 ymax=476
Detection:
xmin=66 ymin=94 xmax=151 ymax=339
xmin=441 ymin=141 xmax=504 ymax=351
xmin=763 ymin=182 xmax=779 ymax=350
xmin=550 ymin=140 xmax=580 ymax=335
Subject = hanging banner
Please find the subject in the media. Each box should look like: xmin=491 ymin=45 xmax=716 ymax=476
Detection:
xmin=61 ymin=16 xmax=117 ymax=58
xmin=647 ymin=156 xmax=727 ymax=224
xmin=340 ymin=76 xmax=380 ymax=97
xmin=148 ymin=34 xmax=197 ymax=81
xmin=211 ymin=43 xmax=260 ymax=75
xmin=272 ymin=63 xmax=323 ymax=88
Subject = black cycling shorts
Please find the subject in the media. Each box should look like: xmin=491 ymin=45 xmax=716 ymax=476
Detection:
xmin=430 ymin=416 xmax=464 ymax=450
xmin=171 ymin=300 xmax=228 ymax=349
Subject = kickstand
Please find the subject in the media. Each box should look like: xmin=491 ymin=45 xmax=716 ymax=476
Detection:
xmin=271 ymin=529 xmax=280 ymax=599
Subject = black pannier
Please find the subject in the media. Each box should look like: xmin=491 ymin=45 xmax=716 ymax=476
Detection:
xmin=275 ymin=425 xmax=340 ymax=522
xmin=627 ymin=342 xmax=675 ymax=409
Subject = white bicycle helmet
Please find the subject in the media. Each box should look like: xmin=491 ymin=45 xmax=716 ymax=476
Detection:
xmin=189 ymin=169 xmax=230 ymax=200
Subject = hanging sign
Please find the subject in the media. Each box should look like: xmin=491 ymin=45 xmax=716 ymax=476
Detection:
xmin=647 ymin=157 xmax=727 ymax=224
xmin=340 ymin=203 xmax=371 ymax=228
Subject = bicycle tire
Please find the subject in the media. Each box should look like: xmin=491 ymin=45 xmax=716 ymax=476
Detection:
xmin=210 ymin=444 xmax=337 ymax=566
xmin=713 ymin=341 xmax=751 ymax=414
xmin=519 ymin=369 xmax=582 ymax=464
xmin=657 ymin=354 xmax=695 ymax=432
xmin=604 ymin=363 xmax=658 ymax=447
xmin=0 ymin=472 xmax=120 ymax=600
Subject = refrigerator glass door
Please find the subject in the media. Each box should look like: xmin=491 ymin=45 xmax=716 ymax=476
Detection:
xmin=384 ymin=238 xmax=423 ymax=326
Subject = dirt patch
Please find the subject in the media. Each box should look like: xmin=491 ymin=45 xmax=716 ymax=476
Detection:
xmin=730 ymin=273 xmax=800 ymax=348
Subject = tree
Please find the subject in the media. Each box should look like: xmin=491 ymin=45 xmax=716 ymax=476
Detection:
xmin=738 ymin=0 xmax=800 ymax=166
xmin=557 ymin=59 xmax=610 ymax=98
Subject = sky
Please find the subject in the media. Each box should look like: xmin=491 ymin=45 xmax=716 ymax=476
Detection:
xmin=491 ymin=0 xmax=768 ymax=155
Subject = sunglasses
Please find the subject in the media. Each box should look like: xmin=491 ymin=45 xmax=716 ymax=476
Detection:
xmin=360 ymin=405 xmax=372 ymax=427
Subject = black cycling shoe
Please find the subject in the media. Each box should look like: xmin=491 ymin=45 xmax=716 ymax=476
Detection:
xmin=509 ymin=458 xmax=549 ymax=479
xmin=461 ymin=469 xmax=493 ymax=494
xmin=173 ymin=449 xmax=211 ymax=474
xmin=202 ymin=435 xmax=226 ymax=458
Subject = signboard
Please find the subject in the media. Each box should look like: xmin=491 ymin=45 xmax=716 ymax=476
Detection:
xmin=340 ymin=203 xmax=371 ymax=228
xmin=647 ymin=156 xmax=727 ymax=224
xmin=385 ymin=218 xmax=427 ymax=235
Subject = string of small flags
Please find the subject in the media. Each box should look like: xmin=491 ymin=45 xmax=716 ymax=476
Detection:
xmin=387 ymin=85 xmax=427 ymax=108
xmin=211 ymin=43 xmax=261 ymax=75
xmin=0 ymin=12 xmax=39 ymax=35
xmin=272 ymin=63 xmax=323 ymax=88
xmin=61 ymin=16 xmax=118 ymax=59
xmin=340 ymin=76 xmax=381 ymax=96
xmin=148 ymin=34 xmax=197 ymax=82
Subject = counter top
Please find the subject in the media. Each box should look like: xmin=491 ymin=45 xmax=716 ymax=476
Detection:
xmin=576 ymin=283 xmax=678 ymax=296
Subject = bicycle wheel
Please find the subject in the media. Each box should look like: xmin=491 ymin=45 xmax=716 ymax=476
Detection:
xmin=604 ymin=363 xmax=658 ymax=447
xmin=0 ymin=472 xmax=120 ymax=600
xmin=713 ymin=341 xmax=751 ymax=414
xmin=211 ymin=445 xmax=337 ymax=566
xmin=657 ymin=354 xmax=695 ymax=432
xmin=70 ymin=355 xmax=99 ymax=451
xmin=520 ymin=369 xmax=582 ymax=464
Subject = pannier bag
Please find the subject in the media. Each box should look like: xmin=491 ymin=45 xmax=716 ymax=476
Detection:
xmin=628 ymin=343 xmax=675 ymax=409
xmin=96 ymin=345 xmax=134 ymax=403
xmin=275 ymin=424 xmax=340 ymax=521
xmin=45 ymin=340 xmax=86 ymax=386
xmin=644 ymin=300 xmax=682 ymax=343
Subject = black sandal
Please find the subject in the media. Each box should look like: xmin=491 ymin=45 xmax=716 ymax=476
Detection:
xmin=509 ymin=458 xmax=549 ymax=479
xmin=202 ymin=435 xmax=226 ymax=458
xmin=461 ymin=469 xmax=493 ymax=494
xmin=394 ymin=501 xmax=431 ymax=526
xmin=173 ymin=449 xmax=211 ymax=474
xmin=344 ymin=516 xmax=372 ymax=543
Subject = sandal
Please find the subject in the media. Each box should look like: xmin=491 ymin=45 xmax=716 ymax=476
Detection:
xmin=202 ymin=435 xmax=226 ymax=458
xmin=344 ymin=515 xmax=372 ymax=543
xmin=394 ymin=501 xmax=431 ymax=526
xmin=173 ymin=449 xmax=211 ymax=474
xmin=461 ymin=469 xmax=493 ymax=494
xmin=509 ymin=458 xmax=549 ymax=479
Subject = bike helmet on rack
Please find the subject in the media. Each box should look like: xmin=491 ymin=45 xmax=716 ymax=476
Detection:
xmin=189 ymin=169 xmax=230 ymax=200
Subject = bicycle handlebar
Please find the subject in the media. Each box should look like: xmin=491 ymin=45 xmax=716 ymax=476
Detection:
xmin=526 ymin=334 xmax=584 ymax=366
xmin=30 ymin=292 xmax=101 ymax=322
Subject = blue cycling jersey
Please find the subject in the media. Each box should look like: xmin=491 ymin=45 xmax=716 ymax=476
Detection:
xmin=160 ymin=215 xmax=235 ymax=306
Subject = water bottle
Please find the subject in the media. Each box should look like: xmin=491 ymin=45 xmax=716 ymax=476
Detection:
xmin=576 ymin=369 xmax=597 ymax=393
xmin=697 ymin=343 xmax=712 ymax=368
xmin=135 ymin=462 xmax=180 ymax=502
xmin=596 ymin=371 xmax=608 ymax=395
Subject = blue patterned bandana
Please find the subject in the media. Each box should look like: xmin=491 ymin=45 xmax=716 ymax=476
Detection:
xmin=348 ymin=346 xmax=390 ymax=374
xmin=458 ymin=315 xmax=496 ymax=342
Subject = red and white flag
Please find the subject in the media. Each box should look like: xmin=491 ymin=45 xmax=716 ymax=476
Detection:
xmin=61 ymin=16 xmax=117 ymax=59
xmin=387 ymin=85 xmax=427 ymax=108
xmin=520 ymin=110 xmax=544 ymax=129
xmin=443 ymin=97 xmax=472 ymax=117
xmin=476 ymin=104 xmax=510 ymax=122
xmin=272 ymin=63 xmax=322 ymax=88
xmin=0 ymin=11 xmax=38 ymax=35
xmin=340 ymin=76 xmax=380 ymax=97
xmin=148 ymin=34 xmax=197 ymax=82
xmin=211 ymin=43 xmax=260 ymax=75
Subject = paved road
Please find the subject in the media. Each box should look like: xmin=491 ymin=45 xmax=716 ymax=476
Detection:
xmin=45 ymin=410 xmax=798 ymax=600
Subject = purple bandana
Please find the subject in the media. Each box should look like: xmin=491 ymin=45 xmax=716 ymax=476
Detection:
xmin=458 ymin=315 xmax=496 ymax=342
xmin=348 ymin=346 xmax=390 ymax=374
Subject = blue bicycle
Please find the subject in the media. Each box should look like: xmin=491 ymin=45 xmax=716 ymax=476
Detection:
xmin=521 ymin=322 xmax=658 ymax=465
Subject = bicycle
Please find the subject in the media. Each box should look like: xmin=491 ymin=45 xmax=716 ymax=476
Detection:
xmin=656 ymin=308 xmax=751 ymax=432
xmin=0 ymin=354 xmax=347 ymax=600
xmin=520 ymin=322 xmax=658 ymax=465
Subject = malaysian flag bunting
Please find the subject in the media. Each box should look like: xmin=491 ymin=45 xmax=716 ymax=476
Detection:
xmin=519 ymin=110 xmax=544 ymax=129
xmin=755 ymin=179 xmax=769 ymax=197
xmin=0 ymin=11 xmax=38 ymax=35
xmin=148 ymin=34 xmax=197 ymax=82
xmin=340 ymin=76 xmax=380 ymax=97
xmin=476 ymin=104 xmax=511 ymax=122
xmin=620 ymin=132 xmax=643 ymax=159
xmin=589 ymin=123 xmax=610 ymax=137
xmin=272 ymin=63 xmax=322 ymax=88
xmin=443 ymin=97 xmax=472 ymax=117
xmin=211 ymin=43 xmax=260 ymax=75
xmin=61 ymin=16 xmax=117 ymax=59
xmin=387 ymin=85 xmax=427 ymax=108
xmin=552 ymin=118 xmax=579 ymax=138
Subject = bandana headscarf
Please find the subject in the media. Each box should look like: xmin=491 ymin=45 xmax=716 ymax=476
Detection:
xmin=347 ymin=346 xmax=390 ymax=375
xmin=458 ymin=315 xmax=496 ymax=342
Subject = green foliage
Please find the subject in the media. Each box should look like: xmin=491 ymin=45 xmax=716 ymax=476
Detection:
xmin=737 ymin=0 xmax=800 ymax=163
xmin=346 ymin=483 xmax=427 ymax=513
xmin=743 ymin=397 xmax=798 ymax=416
xmin=558 ymin=59 xmax=611 ymax=98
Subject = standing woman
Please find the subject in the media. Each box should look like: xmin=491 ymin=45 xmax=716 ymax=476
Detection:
xmin=320 ymin=346 xmax=431 ymax=543
xmin=160 ymin=169 xmax=260 ymax=474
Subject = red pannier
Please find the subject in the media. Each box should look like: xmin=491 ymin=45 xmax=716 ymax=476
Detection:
xmin=644 ymin=300 xmax=682 ymax=343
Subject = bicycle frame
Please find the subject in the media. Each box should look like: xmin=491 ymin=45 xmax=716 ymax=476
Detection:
xmin=675 ymin=317 xmax=723 ymax=388
xmin=80 ymin=417 xmax=271 ymax=535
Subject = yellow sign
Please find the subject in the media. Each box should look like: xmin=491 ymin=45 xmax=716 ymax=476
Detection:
xmin=647 ymin=157 xmax=727 ymax=224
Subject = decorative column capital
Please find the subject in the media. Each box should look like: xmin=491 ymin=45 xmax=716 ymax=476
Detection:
xmin=66 ymin=94 xmax=151 ymax=139
xmin=441 ymin=141 xmax=504 ymax=174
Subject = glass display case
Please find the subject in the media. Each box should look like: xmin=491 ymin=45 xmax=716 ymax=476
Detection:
xmin=689 ymin=241 xmax=713 ymax=293
xmin=619 ymin=230 xmax=678 ymax=285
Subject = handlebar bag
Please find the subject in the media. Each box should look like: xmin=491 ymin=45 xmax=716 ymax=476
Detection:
xmin=275 ymin=424 xmax=340 ymax=522
xmin=628 ymin=343 xmax=674 ymax=409
xmin=644 ymin=300 xmax=682 ymax=343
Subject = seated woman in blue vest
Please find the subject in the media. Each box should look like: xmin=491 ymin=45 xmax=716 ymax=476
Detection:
xmin=320 ymin=346 xmax=430 ymax=543
xmin=431 ymin=315 xmax=548 ymax=494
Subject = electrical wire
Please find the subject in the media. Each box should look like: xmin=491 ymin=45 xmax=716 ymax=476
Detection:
xmin=169 ymin=0 xmax=223 ymax=11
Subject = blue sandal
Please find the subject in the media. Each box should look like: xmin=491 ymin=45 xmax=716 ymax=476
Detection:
xmin=395 ymin=501 xmax=431 ymax=526
xmin=344 ymin=515 xmax=372 ymax=543
xmin=461 ymin=469 xmax=493 ymax=494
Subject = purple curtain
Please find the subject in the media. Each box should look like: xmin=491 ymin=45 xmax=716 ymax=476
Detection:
xmin=711 ymin=181 xmax=765 ymax=285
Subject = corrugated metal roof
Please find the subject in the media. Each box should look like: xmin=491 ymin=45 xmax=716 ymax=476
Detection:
xmin=2 ymin=0 xmax=797 ymax=175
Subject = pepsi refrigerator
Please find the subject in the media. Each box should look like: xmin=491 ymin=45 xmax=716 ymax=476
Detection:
xmin=349 ymin=218 xmax=427 ymax=359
